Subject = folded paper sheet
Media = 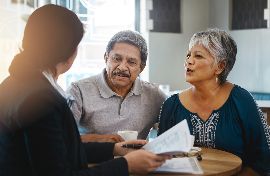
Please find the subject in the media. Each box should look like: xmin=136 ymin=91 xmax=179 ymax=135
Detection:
xmin=155 ymin=157 xmax=203 ymax=174
xmin=143 ymin=119 xmax=193 ymax=155
xmin=143 ymin=119 xmax=203 ymax=174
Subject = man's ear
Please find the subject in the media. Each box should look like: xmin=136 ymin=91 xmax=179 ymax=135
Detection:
xmin=216 ymin=60 xmax=226 ymax=75
xmin=140 ymin=63 xmax=146 ymax=73
xmin=104 ymin=52 xmax=108 ymax=63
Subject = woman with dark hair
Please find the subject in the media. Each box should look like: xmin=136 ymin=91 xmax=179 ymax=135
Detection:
xmin=158 ymin=28 xmax=270 ymax=175
xmin=0 ymin=4 xmax=168 ymax=176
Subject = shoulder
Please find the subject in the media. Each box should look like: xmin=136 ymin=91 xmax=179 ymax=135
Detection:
xmin=162 ymin=93 xmax=180 ymax=107
xmin=70 ymin=75 xmax=97 ymax=88
xmin=67 ymin=74 xmax=99 ymax=95
xmin=140 ymin=80 xmax=159 ymax=90
xmin=140 ymin=80 xmax=167 ymax=99
xmin=23 ymin=86 xmax=67 ymax=121
xmin=232 ymin=85 xmax=253 ymax=98
xmin=24 ymin=79 xmax=65 ymax=109
xmin=8 ymin=78 xmax=65 ymax=128
xmin=20 ymin=77 xmax=62 ymax=105
xmin=231 ymin=85 xmax=256 ymax=105
xmin=230 ymin=85 xmax=262 ymax=121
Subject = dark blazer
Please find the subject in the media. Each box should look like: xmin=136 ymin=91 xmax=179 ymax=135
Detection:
xmin=0 ymin=72 xmax=128 ymax=176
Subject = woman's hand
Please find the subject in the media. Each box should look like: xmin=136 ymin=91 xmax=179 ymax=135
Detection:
xmin=124 ymin=150 xmax=171 ymax=174
xmin=81 ymin=134 xmax=124 ymax=143
xmin=114 ymin=140 xmax=171 ymax=174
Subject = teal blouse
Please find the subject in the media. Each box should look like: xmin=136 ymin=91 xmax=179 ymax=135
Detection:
xmin=158 ymin=85 xmax=270 ymax=175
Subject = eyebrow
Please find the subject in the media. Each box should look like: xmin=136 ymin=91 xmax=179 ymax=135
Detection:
xmin=111 ymin=53 xmax=121 ymax=57
xmin=128 ymin=57 xmax=138 ymax=61
xmin=194 ymin=51 xmax=203 ymax=54
xmin=112 ymin=53 xmax=139 ymax=61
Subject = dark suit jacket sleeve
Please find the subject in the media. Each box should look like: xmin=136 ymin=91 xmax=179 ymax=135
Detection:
xmin=75 ymin=157 xmax=128 ymax=176
xmin=21 ymin=91 xmax=128 ymax=176
xmin=82 ymin=142 xmax=114 ymax=163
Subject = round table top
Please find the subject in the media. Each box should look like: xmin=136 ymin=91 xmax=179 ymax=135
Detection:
xmin=147 ymin=148 xmax=242 ymax=176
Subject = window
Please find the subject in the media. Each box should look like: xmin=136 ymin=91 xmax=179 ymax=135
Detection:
xmin=0 ymin=0 xmax=138 ymax=90
xmin=60 ymin=0 xmax=137 ymax=89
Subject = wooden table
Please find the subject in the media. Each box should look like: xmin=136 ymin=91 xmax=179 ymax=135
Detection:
xmin=146 ymin=148 xmax=242 ymax=176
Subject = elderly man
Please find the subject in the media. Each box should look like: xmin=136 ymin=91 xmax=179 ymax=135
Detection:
xmin=67 ymin=30 xmax=166 ymax=142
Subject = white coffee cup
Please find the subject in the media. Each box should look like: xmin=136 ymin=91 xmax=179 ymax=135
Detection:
xmin=117 ymin=130 xmax=138 ymax=141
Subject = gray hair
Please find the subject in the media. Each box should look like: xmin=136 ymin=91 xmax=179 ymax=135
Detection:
xmin=189 ymin=28 xmax=237 ymax=84
xmin=106 ymin=30 xmax=148 ymax=66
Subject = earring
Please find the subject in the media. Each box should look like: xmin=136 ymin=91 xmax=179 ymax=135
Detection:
xmin=215 ymin=77 xmax=219 ymax=83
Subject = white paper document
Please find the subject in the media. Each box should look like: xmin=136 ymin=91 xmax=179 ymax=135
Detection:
xmin=154 ymin=157 xmax=203 ymax=174
xmin=143 ymin=119 xmax=203 ymax=174
xmin=143 ymin=119 xmax=193 ymax=155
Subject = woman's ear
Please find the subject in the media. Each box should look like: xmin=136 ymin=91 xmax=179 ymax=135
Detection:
xmin=216 ymin=60 xmax=226 ymax=75
xmin=66 ymin=48 xmax=78 ymax=66
xmin=55 ymin=49 xmax=78 ymax=78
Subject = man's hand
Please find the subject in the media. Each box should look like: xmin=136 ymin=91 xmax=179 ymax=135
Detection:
xmin=81 ymin=134 xmax=124 ymax=143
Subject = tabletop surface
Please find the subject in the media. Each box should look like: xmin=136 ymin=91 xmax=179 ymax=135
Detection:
xmin=145 ymin=148 xmax=242 ymax=176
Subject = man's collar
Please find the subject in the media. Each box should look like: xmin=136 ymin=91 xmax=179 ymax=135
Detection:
xmin=96 ymin=69 xmax=116 ymax=98
xmin=130 ymin=78 xmax=142 ymax=96
xmin=96 ymin=69 xmax=142 ymax=98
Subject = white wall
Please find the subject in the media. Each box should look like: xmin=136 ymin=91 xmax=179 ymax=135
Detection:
xmin=148 ymin=0 xmax=209 ymax=90
xmin=209 ymin=0 xmax=270 ymax=93
xmin=148 ymin=0 xmax=270 ymax=93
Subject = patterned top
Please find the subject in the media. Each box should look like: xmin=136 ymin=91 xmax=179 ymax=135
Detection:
xmin=158 ymin=85 xmax=270 ymax=175
xmin=67 ymin=69 xmax=166 ymax=139
xmin=190 ymin=112 xmax=220 ymax=148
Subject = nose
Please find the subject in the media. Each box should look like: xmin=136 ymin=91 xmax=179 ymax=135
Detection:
xmin=186 ymin=59 xmax=192 ymax=65
xmin=185 ymin=55 xmax=194 ymax=66
xmin=117 ymin=60 xmax=129 ymax=71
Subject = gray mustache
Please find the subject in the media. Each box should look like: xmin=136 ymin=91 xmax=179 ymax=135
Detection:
xmin=113 ymin=71 xmax=130 ymax=77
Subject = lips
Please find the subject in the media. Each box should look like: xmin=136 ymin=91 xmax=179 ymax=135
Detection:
xmin=186 ymin=68 xmax=194 ymax=73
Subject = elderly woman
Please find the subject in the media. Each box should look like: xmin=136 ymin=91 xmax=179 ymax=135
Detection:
xmin=158 ymin=28 xmax=270 ymax=175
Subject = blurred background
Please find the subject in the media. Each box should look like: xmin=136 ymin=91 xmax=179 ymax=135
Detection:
xmin=1 ymin=0 xmax=270 ymax=96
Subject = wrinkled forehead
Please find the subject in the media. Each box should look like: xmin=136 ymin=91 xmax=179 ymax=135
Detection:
xmin=109 ymin=42 xmax=141 ymax=59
